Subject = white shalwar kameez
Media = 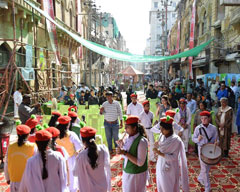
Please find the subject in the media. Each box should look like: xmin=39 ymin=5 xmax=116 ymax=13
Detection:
xmin=174 ymin=107 xmax=192 ymax=152
xmin=156 ymin=134 xmax=189 ymax=192
xmin=122 ymin=133 xmax=148 ymax=192
xmin=19 ymin=149 xmax=69 ymax=192
xmin=73 ymin=144 xmax=111 ymax=192
xmin=59 ymin=131 xmax=83 ymax=192
xmin=192 ymin=123 xmax=218 ymax=192
xmin=13 ymin=90 xmax=22 ymax=118
xmin=126 ymin=102 xmax=144 ymax=117
xmin=139 ymin=110 xmax=155 ymax=161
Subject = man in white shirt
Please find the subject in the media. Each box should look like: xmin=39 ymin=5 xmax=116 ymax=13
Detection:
xmin=13 ymin=87 xmax=23 ymax=118
xmin=230 ymin=81 xmax=237 ymax=94
xmin=126 ymin=93 xmax=144 ymax=117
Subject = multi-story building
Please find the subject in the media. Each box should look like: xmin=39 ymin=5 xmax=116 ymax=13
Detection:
xmin=148 ymin=0 xmax=179 ymax=81
xmin=168 ymin=0 xmax=240 ymax=80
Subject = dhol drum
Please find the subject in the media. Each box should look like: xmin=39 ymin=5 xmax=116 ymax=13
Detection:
xmin=200 ymin=143 xmax=222 ymax=165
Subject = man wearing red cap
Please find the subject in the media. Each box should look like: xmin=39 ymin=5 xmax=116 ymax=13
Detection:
xmin=174 ymin=98 xmax=192 ymax=152
xmin=74 ymin=126 xmax=111 ymax=192
xmin=192 ymin=111 xmax=218 ymax=192
xmin=19 ymin=130 xmax=68 ymax=192
xmin=126 ymin=93 xmax=143 ymax=117
xmin=4 ymin=123 xmax=36 ymax=192
xmin=139 ymin=100 xmax=156 ymax=162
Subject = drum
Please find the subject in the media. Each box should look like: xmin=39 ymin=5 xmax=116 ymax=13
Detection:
xmin=200 ymin=143 xmax=222 ymax=165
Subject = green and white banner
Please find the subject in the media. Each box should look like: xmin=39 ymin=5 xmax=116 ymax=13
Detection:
xmin=24 ymin=0 xmax=213 ymax=63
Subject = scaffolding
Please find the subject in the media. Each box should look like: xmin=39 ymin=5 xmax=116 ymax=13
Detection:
xmin=0 ymin=0 xmax=81 ymax=117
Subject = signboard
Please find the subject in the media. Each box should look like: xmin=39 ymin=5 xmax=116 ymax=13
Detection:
xmin=25 ymin=45 xmax=33 ymax=68
xmin=21 ymin=68 xmax=35 ymax=81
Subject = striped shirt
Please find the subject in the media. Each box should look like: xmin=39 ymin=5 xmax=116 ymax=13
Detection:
xmin=101 ymin=100 xmax=123 ymax=121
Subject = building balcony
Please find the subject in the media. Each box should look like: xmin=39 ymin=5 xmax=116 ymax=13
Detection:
xmin=12 ymin=0 xmax=41 ymax=17
xmin=230 ymin=7 xmax=240 ymax=27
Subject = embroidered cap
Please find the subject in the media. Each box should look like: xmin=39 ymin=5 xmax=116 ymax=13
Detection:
xmin=125 ymin=115 xmax=139 ymax=125
xmin=200 ymin=111 xmax=211 ymax=117
xmin=35 ymin=130 xmax=52 ymax=141
xmin=80 ymin=126 xmax=97 ymax=138
xmin=58 ymin=116 xmax=71 ymax=125
xmin=130 ymin=93 xmax=137 ymax=98
xmin=51 ymin=111 xmax=61 ymax=117
xmin=17 ymin=125 xmax=31 ymax=135
xmin=165 ymin=110 xmax=176 ymax=118
xmin=142 ymin=100 xmax=149 ymax=106
xmin=46 ymin=127 xmax=60 ymax=138
xmin=68 ymin=111 xmax=78 ymax=118
xmin=25 ymin=115 xmax=38 ymax=129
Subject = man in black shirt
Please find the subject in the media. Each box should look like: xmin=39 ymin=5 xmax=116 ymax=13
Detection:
xmin=146 ymin=84 xmax=158 ymax=99
xmin=88 ymin=89 xmax=99 ymax=106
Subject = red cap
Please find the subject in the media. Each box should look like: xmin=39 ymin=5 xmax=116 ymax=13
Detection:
xmin=125 ymin=115 xmax=139 ymax=125
xmin=165 ymin=110 xmax=176 ymax=118
xmin=17 ymin=125 xmax=31 ymax=135
xmin=68 ymin=105 xmax=78 ymax=112
xmin=25 ymin=117 xmax=38 ymax=129
xmin=70 ymin=94 xmax=74 ymax=97
xmin=160 ymin=116 xmax=174 ymax=124
xmin=80 ymin=126 xmax=97 ymax=138
xmin=179 ymin=98 xmax=187 ymax=103
xmin=142 ymin=100 xmax=149 ymax=106
xmin=68 ymin=111 xmax=78 ymax=118
xmin=58 ymin=116 xmax=71 ymax=125
xmin=130 ymin=93 xmax=137 ymax=98
xmin=35 ymin=130 xmax=52 ymax=141
xmin=46 ymin=127 xmax=60 ymax=138
xmin=200 ymin=111 xmax=211 ymax=117
xmin=52 ymin=111 xmax=61 ymax=117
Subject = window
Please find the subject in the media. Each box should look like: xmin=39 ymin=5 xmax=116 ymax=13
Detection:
xmin=16 ymin=47 xmax=26 ymax=67
xmin=61 ymin=1 xmax=65 ymax=22
xmin=154 ymin=2 xmax=158 ymax=8
xmin=172 ymin=2 xmax=176 ymax=8
xmin=0 ymin=44 xmax=10 ymax=67
xmin=157 ymin=34 xmax=161 ymax=40
xmin=70 ymin=9 xmax=72 ymax=28
xmin=202 ymin=12 xmax=207 ymax=35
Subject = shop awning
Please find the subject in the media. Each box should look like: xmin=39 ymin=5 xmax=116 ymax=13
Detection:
xmin=24 ymin=0 xmax=213 ymax=63
xmin=119 ymin=65 xmax=144 ymax=76
xmin=225 ymin=53 xmax=239 ymax=61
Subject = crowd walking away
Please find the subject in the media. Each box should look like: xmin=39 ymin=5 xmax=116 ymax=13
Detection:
xmin=5 ymin=78 xmax=239 ymax=192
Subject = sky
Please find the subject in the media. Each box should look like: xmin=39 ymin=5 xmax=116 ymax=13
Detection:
xmin=95 ymin=0 xmax=151 ymax=54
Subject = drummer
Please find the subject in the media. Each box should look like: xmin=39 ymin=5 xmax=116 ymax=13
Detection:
xmin=192 ymin=111 xmax=218 ymax=192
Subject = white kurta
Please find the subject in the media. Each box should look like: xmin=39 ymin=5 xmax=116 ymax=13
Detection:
xmin=73 ymin=144 xmax=111 ymax=192
xmin=19 ymin=150 xmax=69 ymax=192
xmin=62 ymin=131 xmax=83 ymax=192
xmin=174 ymin=107 xmax=192 ymax=152
xmin=192 ymin=123 xmax=218 ymax=192
xmin=156 ymin=134 xmax=189 ymax=192
xmin=126 ymin=102 xmax=144 ymax=117
xmin=13 ymin=91 xmax=22 ymax=118
xmin=122 ymin=133 xmax=148 ymax=192
xmin=139 ymin=111 xmax=155 ymax=161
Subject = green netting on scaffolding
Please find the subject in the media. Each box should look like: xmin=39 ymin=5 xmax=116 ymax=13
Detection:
xmin=24 ymin=0 xmax=213 ymax=63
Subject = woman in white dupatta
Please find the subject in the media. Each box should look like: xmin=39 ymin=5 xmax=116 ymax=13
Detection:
xmin=153 ymin=116 xmax=189 ymax=192
xmin=74 ymin=126 xmax=111 ymax=192
xmin=19 ymin=130 xmax=68 ymax=192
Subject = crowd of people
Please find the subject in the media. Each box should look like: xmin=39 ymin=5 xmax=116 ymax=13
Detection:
xmin=7 ymin=78 xmax=239 ymax=192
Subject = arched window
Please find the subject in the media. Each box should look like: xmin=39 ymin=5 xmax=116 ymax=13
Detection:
xmin=16 ymin=47 xmax=26 ymax=67
xmin=70 ymin=9 xmax=72 ymax=28
xmin=0 ymin=43 xmax=10 ymax=67
xmin=61 ymin=1 xmax=65 ymax=22
xmin=202 ymin=11 xmax=207 ymax=35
